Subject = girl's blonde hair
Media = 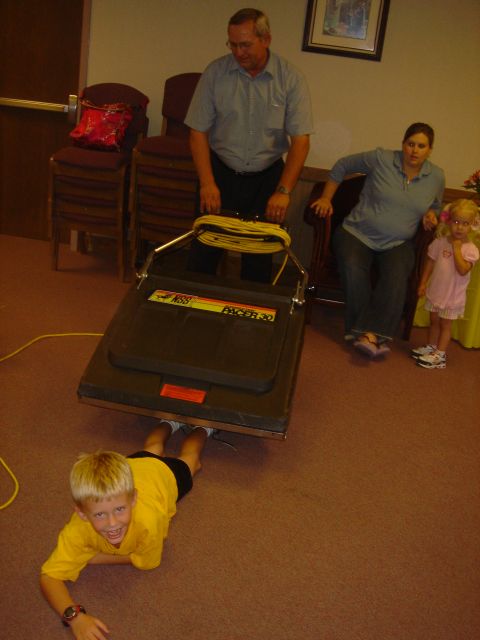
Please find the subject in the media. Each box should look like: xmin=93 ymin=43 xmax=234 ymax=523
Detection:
xmin=70 ymin=450 xmax=135 ymax=505
xmin=436 ymin=198 xmax=480 ymax=244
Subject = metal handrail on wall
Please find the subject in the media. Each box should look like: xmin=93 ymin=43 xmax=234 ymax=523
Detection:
xmin=0 ymin=95 xmax=78 ymax=122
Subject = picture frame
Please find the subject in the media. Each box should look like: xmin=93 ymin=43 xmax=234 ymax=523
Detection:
xmin=302 ymin=0 xmax=390 ymax=61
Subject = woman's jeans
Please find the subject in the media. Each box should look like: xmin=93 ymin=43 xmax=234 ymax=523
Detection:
xmin=332 ymin=226 xmax=415 ymax=341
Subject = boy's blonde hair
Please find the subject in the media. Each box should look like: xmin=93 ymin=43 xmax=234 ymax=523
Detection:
xmin=70 ymin=450 xmax=135 ymax=505
xmin=436 ymin=198 xmax=480 ymax=243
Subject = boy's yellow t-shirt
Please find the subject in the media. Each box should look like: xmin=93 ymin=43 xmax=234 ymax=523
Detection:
xmin=41 ymin=458 xmax=178 ymax=581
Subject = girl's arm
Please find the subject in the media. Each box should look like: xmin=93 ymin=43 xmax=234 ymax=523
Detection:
xmin=452 ymin=240 xmax=473 ymax=275
xmin=417 ymin=256 xmax=435 ymax=296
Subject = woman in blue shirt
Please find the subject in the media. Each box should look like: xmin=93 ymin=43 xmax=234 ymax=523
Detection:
xmin=310 ymin=122 xmax=445 ymax=358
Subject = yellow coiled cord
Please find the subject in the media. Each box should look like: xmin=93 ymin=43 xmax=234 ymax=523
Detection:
xmin=193 ymin=215 xmax=291 ymax=284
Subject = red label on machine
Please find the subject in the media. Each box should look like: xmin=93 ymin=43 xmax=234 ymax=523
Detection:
xmin=148 ymin=289 xmax=277 ymax=322
xmin=160 ymin=384 xmax=207 ymax=404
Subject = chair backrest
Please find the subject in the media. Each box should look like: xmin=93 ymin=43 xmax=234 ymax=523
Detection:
xmin=161 ymin=73 xmax=202 ymax=138
xmin=329 ymin=174 xmax=366 ymax=240
xmin=303 ymin=174 xmax=366 ymax=274
xmin=81 ymin=83 xmax=150 ymax=152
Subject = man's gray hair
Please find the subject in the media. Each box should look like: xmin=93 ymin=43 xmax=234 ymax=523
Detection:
xmin=228 ymin=8 xmax=271 ymax=37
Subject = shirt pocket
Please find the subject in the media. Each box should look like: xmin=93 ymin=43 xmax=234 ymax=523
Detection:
xmin=265 ymin=99 xmax=286 ymax=130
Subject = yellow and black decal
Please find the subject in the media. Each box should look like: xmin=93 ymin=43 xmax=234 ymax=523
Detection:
xmin=148 ymin=289 xmax=277 ymax=322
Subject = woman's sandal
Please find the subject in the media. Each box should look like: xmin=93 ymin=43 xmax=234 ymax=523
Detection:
xmin=353 ymin=332 xmax=390 ymax=359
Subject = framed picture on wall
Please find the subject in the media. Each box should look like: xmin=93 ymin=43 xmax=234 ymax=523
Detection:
xmin=302 ymin=0 xmax=390 ymax=61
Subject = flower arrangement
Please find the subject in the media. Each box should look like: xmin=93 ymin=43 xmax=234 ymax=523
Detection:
xmin=463 ymin=169 xmax=480 ymax=195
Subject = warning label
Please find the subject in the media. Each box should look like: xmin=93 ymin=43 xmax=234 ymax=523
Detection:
xmin=148 ymin=289 xmax=277 ymax=322
xmin=160 ymin=384 xmax=207 ymax=403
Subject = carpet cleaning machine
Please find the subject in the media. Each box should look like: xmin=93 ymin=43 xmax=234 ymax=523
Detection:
xmin=78 ymin=214 xmax=308 ymax=439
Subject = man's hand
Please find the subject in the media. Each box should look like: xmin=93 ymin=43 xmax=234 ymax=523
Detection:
xmin=265 ymin=192 xmax=289 ymax=224
xmin=199 ymin=183 xmax=221 ymax=214
xmin=70 ymin=612 xmax=110 ymax=640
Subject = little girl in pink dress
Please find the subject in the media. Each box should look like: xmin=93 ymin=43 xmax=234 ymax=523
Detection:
xmin=412 ymin=198 xmax=480 ymax=368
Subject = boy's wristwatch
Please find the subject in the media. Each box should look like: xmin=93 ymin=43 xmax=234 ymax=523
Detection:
xmin=62 ymin=605 xmax=86 ymax=626
xmin=275 ymin=185 xmax=291 ymax=195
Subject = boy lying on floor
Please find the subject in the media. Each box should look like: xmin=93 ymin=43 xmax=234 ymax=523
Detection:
xmin=40 ymin=420 xmax=214 ymax=639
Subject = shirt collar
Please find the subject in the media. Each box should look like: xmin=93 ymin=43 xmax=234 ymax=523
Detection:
xmin=227 ymin=50 xmax=273 ymax=79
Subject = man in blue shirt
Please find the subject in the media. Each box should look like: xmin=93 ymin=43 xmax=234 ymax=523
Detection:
xmin=185 ymin=7 xmax=314 ymax=282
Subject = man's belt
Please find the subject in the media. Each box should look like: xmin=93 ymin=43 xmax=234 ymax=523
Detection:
xmin=211 ymin=152 xmax=282 ymax=177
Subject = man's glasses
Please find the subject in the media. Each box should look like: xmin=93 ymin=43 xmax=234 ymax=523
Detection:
xmin=226 ymin=40 xmax=256 ymax=51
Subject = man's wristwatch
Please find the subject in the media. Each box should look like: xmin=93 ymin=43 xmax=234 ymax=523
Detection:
xmin=275 ymin=185 xmax=291 ymax=195
xmin=62 ymin=605 xmax=86 ymax=626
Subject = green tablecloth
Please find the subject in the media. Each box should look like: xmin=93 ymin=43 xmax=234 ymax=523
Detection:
xmin=414 ymin=262 xmax=480 ymax=348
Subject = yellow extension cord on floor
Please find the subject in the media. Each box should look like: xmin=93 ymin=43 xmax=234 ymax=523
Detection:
xmin=0 ymin=332 xmax=103 ymax=509
xmin=0 ymin=458 xmax=19 ymax=510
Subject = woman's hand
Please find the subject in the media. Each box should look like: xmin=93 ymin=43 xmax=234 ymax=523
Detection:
xmin=310 ymin=197 xmax=333 ymax=218
xmin=422 ymin=209 xmax=438 ymax=230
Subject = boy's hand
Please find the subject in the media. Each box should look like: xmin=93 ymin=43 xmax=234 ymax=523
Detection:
xmin=70 ymin=613 xmax=109 ymax=640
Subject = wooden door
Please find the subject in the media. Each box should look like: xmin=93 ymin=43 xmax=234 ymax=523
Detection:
xmin=0 ymin=0 xmax=89 ymax=240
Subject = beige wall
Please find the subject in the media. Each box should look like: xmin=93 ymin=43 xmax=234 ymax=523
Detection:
xmin=87 ymin=0 xmax=479 ymax=190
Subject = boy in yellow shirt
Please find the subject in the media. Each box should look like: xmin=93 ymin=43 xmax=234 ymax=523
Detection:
xmin=40 ymin=421 xmax=214 ymax=639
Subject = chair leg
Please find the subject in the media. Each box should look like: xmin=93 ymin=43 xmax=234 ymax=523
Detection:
xmin=77 ymin=232 xmax=89 ymax=254
xmin=304 ymin=292 xmax=313 ymax=324
xmin=51 ymin=223 xmax=60 ymax=271
xmin=129 ymin=222 xmax=138 ymax=270
xmin=118 ymin=231 xmax=126 ymax=281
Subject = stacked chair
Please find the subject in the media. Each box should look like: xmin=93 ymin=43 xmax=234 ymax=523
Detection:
xmin=47 ymin=83 xmax=149 ymax=280
xmin=128 ymin=72 xmax=201 ymax=268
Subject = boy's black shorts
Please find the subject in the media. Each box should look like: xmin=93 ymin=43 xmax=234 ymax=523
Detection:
xmin=127 ymin=452 xmax=193 ymax=501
